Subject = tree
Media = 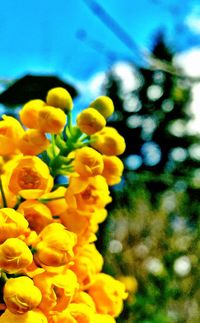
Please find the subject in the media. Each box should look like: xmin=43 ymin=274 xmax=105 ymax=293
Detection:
xmin=104 ymin=33 xmax=200 ymax=217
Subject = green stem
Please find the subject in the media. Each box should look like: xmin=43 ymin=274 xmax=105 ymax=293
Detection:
xmin=0 ymin=271 xmax=8 ymax=282
xmin=38 ymin=196 xmax=65 ymax=203
xmin=67 ymin=111 xmax=73 ymax=134
xmin=51 ymin=134 xmax=57 ymax=158
xmin=0 ymin=177 xmax=7 ymax=208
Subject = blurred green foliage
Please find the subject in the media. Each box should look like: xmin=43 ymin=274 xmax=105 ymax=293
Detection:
xmin=100 ymin=34 xmax=200 ymax=322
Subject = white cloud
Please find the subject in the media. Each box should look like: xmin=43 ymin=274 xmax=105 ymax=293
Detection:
xmin=185 ymin=5 xmax=200 ymax=34
xmin=112 ymin=61 xmax=140 ymax=93
xmin=174 ymin=48 xmax=200 ymax=77
xmin=174 ymin=49 xmax=200 ymax=134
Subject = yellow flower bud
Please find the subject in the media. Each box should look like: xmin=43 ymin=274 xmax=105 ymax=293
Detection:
xmin=0 ymin=238 xmax=33 ymax=273
xmin=90 ymin=96 xmax=114 ymax=118
xmin=46 ymin=87 xmax=73 ymax=112
xmin=74 ymin=147 xmax=103 ymax=177
xmin=3 ymin=276 xmax=42 ymax=314
xmin=88 ymin=273 xmax=128 ymax=317
xmin=91 ymin=127 xmax=126 ymax=156
xmin=19 ymin=129 xmax=50 ymax=155
xmin=19 ymin=99 xmax=45 ymax=129
xmin=0 ymin=208 xmax=28 ymax=243
xmin=0 ymin=309 xmax=48 ymax=323
xmin=18 ymin=200 xmax=53 ymax=233
xmin=37 ymin=105 xmax=67 ymax=134
xmin=102 ymin=156 xmax=124 ymax=185
xmin=0 ymin=115 xmax=24 ymax=155
xmin=33 ymin=270 xmax=78 ymax=314
xmin=34 ymin=223 xmax=77 ymax=267
xmin=77 ymin=107 xmax=106 ymax=135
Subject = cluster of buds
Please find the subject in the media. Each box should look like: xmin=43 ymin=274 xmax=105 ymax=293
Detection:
xmin=0 ymin=87 xmax=127 ymax=323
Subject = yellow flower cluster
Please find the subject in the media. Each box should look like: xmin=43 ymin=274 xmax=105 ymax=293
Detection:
xmin=0 ymin=88 xmax=127 ymax=323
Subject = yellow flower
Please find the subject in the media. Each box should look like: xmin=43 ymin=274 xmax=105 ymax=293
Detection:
xmin=7 ymin=156 xmax=53 ymax=199
xmin=90 ymin=96 xmax=114 ymax=119
xmin=0 ymin=238 xmax=33 ymax=273
xmin=117 ymin=275 xmax=138 ymax=293
xmin=19 ymin=129 xmax=50 ymax=155
xmin=65 ymin=175 xmax=111 ymax=212
xmin=60 ymin=208 xmax=97 ymax=244
xmin=0 ymin=174 xmax=18 ymax=208
xmin=94 ymin=314 xmax=116 ymax=323
xmin=76 ymin=107 xmax=106 ymax=135
xmin=46 ymin=87 xmax=73 ymax=112
xmin=102 ymin=156 xmax=124 ymax=186
xmin=67 ymin=303 xmax=95 ymax=322
xmin=34 ymin=223 xmax=77 ymax=267
xmin=49 ymin=303 xmax=95 ymax=323
xmin=33 ymin=270 xmax=78 ymax=314
xmin=88 ymin=273 xmax=128 ymax=317
xmin=40 ymin=187 xmax=67 ymax=216
xmin=72 ymin=291 xmax=96 ymax=311
xmin=0 ymin=309 xmax=48 ymax=323
xmin=91 ymin=127 xmax=126 ymax=156
xmin=18 ymin=200 xmax=53 ymax=233
xmin=37 ymin=105 xmax=67 ymax=134
xmin=19 ymin=99 xmax=45 ymax=129
xmin=70 ymin=244 xmax=103 ymax=289
xmin=74 ymin=147 xmax=103 ymax=178
xmin=0 ymin=115 xmax=24 ymax=155
xmin=0 ymin=208 xmax=28 ymax=243
xmin=3 ymin=276 xmax=42 ymax=314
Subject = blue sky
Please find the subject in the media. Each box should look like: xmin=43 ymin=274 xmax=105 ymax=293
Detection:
xmin=0 ymin=0 xmax=199 ymax=83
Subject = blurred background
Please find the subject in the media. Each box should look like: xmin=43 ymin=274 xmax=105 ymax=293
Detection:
xmin=1 ymin=0 xmax=200 ymax=322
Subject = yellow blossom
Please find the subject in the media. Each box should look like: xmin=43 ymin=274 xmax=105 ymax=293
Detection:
xmin=0 ymin=174 xmax=18 ymax=208
xmin=33 ymin=270 xmax=78 ymax=314
xmin=70 ymin=244 xmax=103 ymax=289
xmin=18 ymin=200 xmax=53 ymax=233
xmin=37 ymin=105 xmax=67 ymax=134
xmin=0 ymin=309 xmax=48 ymax=323
xmin=76 ymin=107 xmax=106 ymax=135
xmin=60 ymin=207 xmax=98 ymax=244
xmin=7 ymin=156 xmax=53 ymax=199
xmin=19 ymin=129 xmax=50 ymax=155
xmin=118 ymin=275 xmax=138 ymax=293
xmin=3 ymin=276 xmax=42 ymax=314
xmin=74 ymin=147 xmax=103 ymax=178
xmin=88 ymin=273 xmax=128 ymax=317
xmin=46 ymin=87 xmax=73 ymax=112
xmin=90 ymin=96 xmax=114 ymax=119
xmin=34 ymin=223 xmax=77 ymax=267
xmin=19 ymin=99 xmax=45 ymax=129
xmin=40 ymin=186 xmax=67 ymax=216
xmin=0 ymin=115 xmax=24 ymax=155
xmin=102 ymin=155 xmax=124 ymax=185
xmin=0 ymin=208 xmax=28 ymax=243
xmin=94 ymin=314 xmax=116 ymax=322
xmin=0 ymin=238 xmax=33 ymax=273
xmin=65 ymin=175 xmax=111 ymax=212
xmin=72 ymin=291 xmax=96 ymax=311
xmin=91 ymin=127 xmax=126 ymax=156
xmin=49 ymin=303 xmax=95 ymax=323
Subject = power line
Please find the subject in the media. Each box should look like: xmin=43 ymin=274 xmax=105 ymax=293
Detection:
xmin=82 ymin=0 xmax=146 ymax=63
